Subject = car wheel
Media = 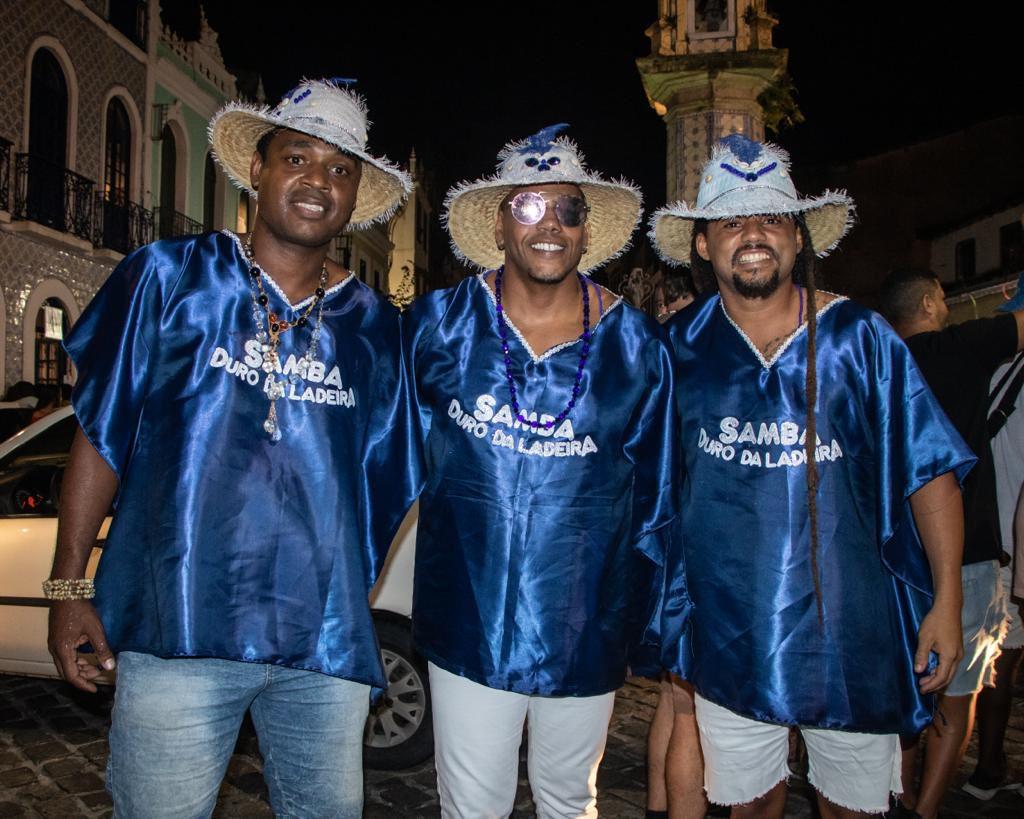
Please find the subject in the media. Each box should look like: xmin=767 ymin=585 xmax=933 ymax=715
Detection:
xmin=364 ymin=617 xmax=434 ymax=770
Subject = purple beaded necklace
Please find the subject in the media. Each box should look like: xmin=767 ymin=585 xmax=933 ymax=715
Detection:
xmin=493 ymin=266 xmax=591 ymax=431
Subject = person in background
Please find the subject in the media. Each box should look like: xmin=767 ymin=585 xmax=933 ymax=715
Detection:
xmin=880 ymin=266 xmax=1024 ymax=818
xmin=654 ymin=268 xmax=696 ymax=324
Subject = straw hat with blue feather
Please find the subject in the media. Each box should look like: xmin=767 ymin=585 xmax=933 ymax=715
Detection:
xmin=209 ymin=78 xmax=411 ymax=229
xmin=444 ymin=124 xmax=642 ymax=273
xmin=649 ymin=134 xmax=854 ymax=265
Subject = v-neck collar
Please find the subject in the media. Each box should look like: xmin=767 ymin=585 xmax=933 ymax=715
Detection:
xmin=223 ymin=230 xmax=354 ymax=311
xmin=718 ymin=292 xmax=847 ymax=370
xmin=476 ymin=272 xmax=623 ymax=364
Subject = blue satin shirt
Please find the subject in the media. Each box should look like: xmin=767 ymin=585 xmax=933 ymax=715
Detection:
xmin=65 ymin=231 xmax=418 ymax=689
xmin=405 ymin=273 xmax=678 ymax=696
xmin=663 ymin=294 xmax=974 ymax=735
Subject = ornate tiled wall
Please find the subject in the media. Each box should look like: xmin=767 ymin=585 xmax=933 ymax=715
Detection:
xmin=670 ymin=109 xmax=764 ymax=203
xmin=0 ymin=0 xmax=146 ymax=183
xmin=0 ymin=231 xmax=110 ymax=390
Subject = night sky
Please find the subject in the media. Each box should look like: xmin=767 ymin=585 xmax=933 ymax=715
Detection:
xmin=183 ymin=1 xmax=1023 ymax=220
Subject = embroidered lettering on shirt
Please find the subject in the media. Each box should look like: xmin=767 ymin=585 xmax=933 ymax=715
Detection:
xmin=446 ymin=392 xmax=598 ymax=458
xmin=695 ymin=415 xmax=843 ymax=468
xmin=208 ymin=344 xmax=356 ymax=408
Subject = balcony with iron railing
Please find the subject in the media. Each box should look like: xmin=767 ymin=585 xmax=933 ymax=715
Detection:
xmin=0 ymin=137 xmax=11 ymax=213
xmin=153 ymin=207 xmax=204 ymax=240
xmin=13 ymin=154 xmax=95 ymax=241
xmin=8 ymin=153 xmax=208 ymax=250
xmin=94 ymin=191 xmax=154 ymax=254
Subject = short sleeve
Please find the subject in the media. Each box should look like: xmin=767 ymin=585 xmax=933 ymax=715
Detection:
xmin=623 ymin=331 xmax=679 ymax=567
xmin=64 ymin=244 xmax=173 ymax=483
xmin=400 ymin=294 xmax=443 ymax=452
xmin=359 ymin=304 xmax=424 ymax=583
xmin=869 ymin=314 xmax=976 ymax=591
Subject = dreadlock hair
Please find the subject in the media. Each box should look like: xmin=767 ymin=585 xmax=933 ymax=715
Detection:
xmin=690 ymin=214 xmax=825 ymax=626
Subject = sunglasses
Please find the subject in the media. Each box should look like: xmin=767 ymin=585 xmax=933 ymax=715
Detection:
xmin=505 ymin=191 xmax=589 ymax=228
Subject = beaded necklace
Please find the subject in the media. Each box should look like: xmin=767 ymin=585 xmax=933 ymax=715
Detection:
xmin=243 ymin=238 xmax=329 ymax=441
xmin=493 ymin=266 xmax=591 ymax=431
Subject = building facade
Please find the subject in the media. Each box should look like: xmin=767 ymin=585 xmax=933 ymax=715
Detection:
xmin=0 ymin=0 xmax=242 ymax=394
xmin=385 ymin=149 xmax=431 ymax=308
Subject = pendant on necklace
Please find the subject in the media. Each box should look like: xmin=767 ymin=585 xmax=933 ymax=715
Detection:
xmin=243 ymin=238 xmax=329 ymax=440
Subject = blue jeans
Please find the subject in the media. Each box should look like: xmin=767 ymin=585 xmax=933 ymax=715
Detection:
xmin=108 ymin=652 xmax=370 ymax=818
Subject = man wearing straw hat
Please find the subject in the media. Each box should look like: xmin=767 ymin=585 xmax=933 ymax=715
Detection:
xmin=650 ymin=134 xmax=973 ymax=818
xmin=46 ymin=79 xmax=415 ymax=818
xmin=404 ymin=124 xmax=680 ymax=818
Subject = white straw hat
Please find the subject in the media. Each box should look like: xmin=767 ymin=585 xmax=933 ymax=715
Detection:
xmin=209 ymin=78 xmax=411 ymax=229
xmin=444 ymin=124 xmax=642 ymax=273
xmin=650 ymin=134 xmax=854 ymax=265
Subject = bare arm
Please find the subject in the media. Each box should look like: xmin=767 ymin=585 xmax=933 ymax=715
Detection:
xmin=1015 ymin=309 xmax=1024 ymax=352
xmin=46 ymin=426 xmax=119 ymax=692
xmin=908 ymin=471 xmax=964 ymax=694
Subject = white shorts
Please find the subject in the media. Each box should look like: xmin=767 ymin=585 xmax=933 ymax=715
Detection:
xmin=694 ymin=695 xmax=901 ymax=814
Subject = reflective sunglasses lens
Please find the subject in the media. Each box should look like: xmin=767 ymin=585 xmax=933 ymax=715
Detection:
xmin=554 ymin=196 xmax=588 ymax=228
xmin=509 ymin=192 xmax=545 ymax=225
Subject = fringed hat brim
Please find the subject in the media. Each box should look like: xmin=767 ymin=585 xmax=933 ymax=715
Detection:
xmin=650 ymin=191 xmax=855 ymax=266
xmin=444 ymin=178 xmax=642 ymax=273
xmin=209 ymin=105 xmax=412 ymax=230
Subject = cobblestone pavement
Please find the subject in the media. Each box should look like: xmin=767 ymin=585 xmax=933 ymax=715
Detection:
xmin=1 ymin=673 xmax=1023 ymax=818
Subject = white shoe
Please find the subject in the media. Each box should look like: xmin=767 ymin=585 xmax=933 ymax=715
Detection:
xmin=960 ymin=779 xmax=1023 ymax=800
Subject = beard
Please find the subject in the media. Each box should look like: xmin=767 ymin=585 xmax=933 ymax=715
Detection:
xmin=524 ymin=264 xmax=577 ymax=286
xmin=731 ymin=267 xmax=781 ymax=299
xmin=727 ymin=244 xmax=786 ymax=299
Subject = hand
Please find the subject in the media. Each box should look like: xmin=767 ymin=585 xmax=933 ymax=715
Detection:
xmin=47 ymin=600 xmax=115 ymax=693
xmin=915 ymin=600 xmax=963 ymax=694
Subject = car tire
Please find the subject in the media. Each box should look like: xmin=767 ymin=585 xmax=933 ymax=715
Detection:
xmin=364 ymin=616 xmax=434 ymax=770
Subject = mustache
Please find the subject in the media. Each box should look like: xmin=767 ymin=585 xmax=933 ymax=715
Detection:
xmin=731 ymin=244 xmax=778 ymax=267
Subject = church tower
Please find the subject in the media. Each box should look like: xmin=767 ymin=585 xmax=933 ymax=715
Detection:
xmin=637 ymin=1 xmax=789 ymax=203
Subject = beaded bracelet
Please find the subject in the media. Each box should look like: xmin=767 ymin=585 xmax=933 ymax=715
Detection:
xmin=42 ymin=578 xmax=95 ymax=601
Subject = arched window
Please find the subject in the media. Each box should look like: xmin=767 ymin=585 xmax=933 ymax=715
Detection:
xmin=27 ymin=49 xmax=68 ymax=229
xmin=104 ymin=98 xmax=131 ymax=205
xmin=203 ymin=153 xmax=216 ymax=231
xmin=98 ymin=98 xmax=133 ymax=252
xmin=158 ymin=124 xmax=177 ymax=238
xmin=34 ymin=299 xmax=71 ymax=389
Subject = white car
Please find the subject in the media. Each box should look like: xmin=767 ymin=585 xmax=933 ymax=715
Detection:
xmin=0 ymin=407 xmax=431 ymax=770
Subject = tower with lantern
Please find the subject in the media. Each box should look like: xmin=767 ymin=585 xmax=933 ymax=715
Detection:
xmin=637 ymin=1 xmax=791 ymax=203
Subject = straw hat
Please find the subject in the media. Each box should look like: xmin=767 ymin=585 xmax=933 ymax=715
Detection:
xmin=650 ymin=134 xmax=854 ymax=265
xmin=444 ymin=124 xmax=642 ymax=273
xmin=209 ymin=78 xmax=411 ymax=229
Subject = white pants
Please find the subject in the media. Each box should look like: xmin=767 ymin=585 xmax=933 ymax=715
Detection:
xmin=429 ymin=663 xmax=616 ymax=819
